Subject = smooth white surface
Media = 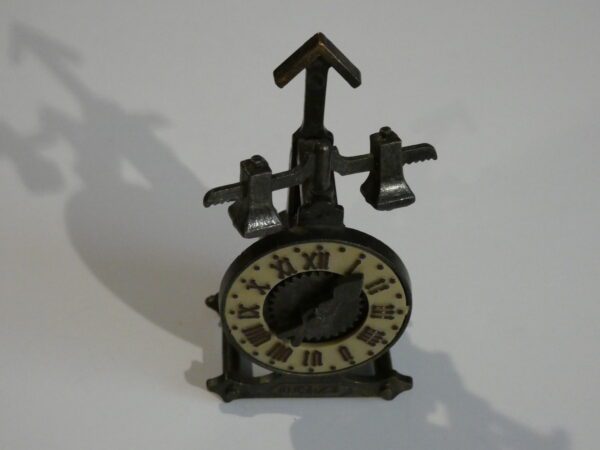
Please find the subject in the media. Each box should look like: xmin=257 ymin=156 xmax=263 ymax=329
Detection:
xmin=1 ymin=2 xmax=598 ymax=449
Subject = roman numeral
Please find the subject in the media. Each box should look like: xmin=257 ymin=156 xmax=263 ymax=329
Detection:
xmin=357 ymin=326 xmax=387 ymax=347
xmin=237 ymin=304 xmax=260 ymax=319
xmin=266 ymin=342 xmax=293 ymax=362
xmin=244 ymin=279 xmax=271 ymax=295
xmin=345 ymin=259 xmax=361 ymax=275
xmin=345 ymin=253 xmax=366 ymax=275
xmin=370 ymin=304 xmax=395 ymax=320
xmin=242 ymin=324 xmax=271 ymax=347
xmin=365 ymin=278 xmax=390 ymax=295
xmin=302 ymin=350 xmax=323 ymax=367
xmin=338 ymin=346 xmax=355 ymax=364
xmin=301 ymin=249 xmax=330 ymax=270
xmin=269 ymin=255 xmax=297 ymax=279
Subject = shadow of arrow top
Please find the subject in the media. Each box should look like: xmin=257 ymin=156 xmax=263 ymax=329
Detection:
xmin=273 ymin=32 xmax=361 ymax=88
xmin=10 ymin=22 xmax=81 ymax=66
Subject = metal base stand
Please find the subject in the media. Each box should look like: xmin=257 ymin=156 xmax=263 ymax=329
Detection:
xmin=205 ymin=294 xmax=412 ymax=402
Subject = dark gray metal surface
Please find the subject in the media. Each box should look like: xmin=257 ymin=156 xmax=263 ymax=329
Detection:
xmin=204 ymin=33 xmax=437 ymax=401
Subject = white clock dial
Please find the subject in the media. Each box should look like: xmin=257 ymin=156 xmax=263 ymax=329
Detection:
xmin=221 ymin=241 xmax=410 ymax=374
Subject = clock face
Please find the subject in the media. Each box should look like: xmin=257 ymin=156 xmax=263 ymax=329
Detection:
xmin=221 ymin=240 xmax=410 ymax=375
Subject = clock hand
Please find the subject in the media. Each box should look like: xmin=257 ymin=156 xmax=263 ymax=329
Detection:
xmin=278 ymin=302 xmax=329 ymax=347
xmin=280 ymin=273 xmax=364 ymax=346
xmin=279 ymin=320 xmax=306 ymax=347
xmin=313 ymin=273 xmax=364 ymax=318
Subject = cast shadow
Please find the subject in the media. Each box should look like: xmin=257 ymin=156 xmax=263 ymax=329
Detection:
xmin=2 ymin=23 xmax=570 ymax=450
xmin=191 ymin=335 xmax=568 ymax=450
xmin=3 ymin=23 xmax=235 ymax=387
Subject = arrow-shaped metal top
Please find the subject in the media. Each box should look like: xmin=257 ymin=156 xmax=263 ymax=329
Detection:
xmin=273 ymin=32 xmax=361 ymax=88
xmin=274 ymin=33 xmax=362 ymax=218
xmin=204 ymin=34 xmax=437 ymax=238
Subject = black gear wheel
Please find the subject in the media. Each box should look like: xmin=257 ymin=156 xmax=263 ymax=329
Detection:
xmin=264 ymin=271 xmax=368 ymax=343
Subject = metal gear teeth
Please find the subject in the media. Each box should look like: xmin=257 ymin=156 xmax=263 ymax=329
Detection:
xmin=264 ymin=270 xmax=367 ymax=342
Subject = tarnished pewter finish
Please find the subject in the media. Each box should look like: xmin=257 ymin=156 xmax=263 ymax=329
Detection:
xmin=273 ymin=32 xmax=361 ymax=89
xmin=203 ymin=33 xmax=437 ymax=400
xmin=203 ymin=132 xmax=436 ymax=236
xmin=204 ymin=33 xmax=435 ymax=237
xmin=205 ymin=297 xmax=412 ymax=402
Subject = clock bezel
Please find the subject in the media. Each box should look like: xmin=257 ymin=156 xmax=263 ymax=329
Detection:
xmin=218 ymin=226 xmax=412 ymax=375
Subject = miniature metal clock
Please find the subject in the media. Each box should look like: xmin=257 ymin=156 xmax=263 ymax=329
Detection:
xmin=204 ymin=33 xmax=437 ymax=401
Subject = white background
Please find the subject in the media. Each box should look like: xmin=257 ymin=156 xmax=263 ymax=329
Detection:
xmin=1 ymin=1 xmax=598 ymax=449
